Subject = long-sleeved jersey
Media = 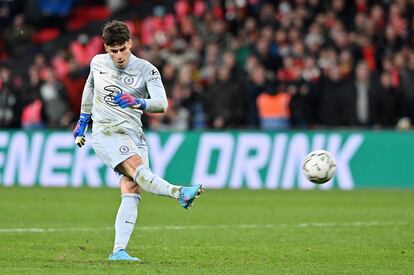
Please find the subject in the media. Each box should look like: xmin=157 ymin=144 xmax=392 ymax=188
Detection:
xmin=80 ymin=53 xmax=168 ymax=134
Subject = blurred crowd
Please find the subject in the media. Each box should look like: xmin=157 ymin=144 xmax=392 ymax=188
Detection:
xmin=1 ymin=0 xmax=414 ymax=130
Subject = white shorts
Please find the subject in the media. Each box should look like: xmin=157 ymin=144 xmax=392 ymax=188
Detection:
xmin=91 ymin=126 xmax=149 ymax=170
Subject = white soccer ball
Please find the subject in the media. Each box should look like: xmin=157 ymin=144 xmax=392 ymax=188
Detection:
xmin=302 ymin=150 xmax=336 ymax=184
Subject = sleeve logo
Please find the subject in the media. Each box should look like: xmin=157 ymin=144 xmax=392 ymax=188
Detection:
xmin=147 ymin=76 xmax=160 ymax=82
xmin=149 ymin=69 xmax=159 ymax=76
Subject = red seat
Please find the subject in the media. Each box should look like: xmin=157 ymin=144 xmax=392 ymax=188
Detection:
xmin=66 ymin=6 xmax=111 ymax=31
xmin=32 ymin=28 xmax=61 ymax=44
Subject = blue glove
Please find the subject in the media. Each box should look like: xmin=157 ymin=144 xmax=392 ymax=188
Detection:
xmin=73 ymin=113 xmax=91 ymax=148
xmin=114 ymin=93 xmax=146 ymax=110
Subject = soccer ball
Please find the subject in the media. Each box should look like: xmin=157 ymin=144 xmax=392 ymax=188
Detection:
xmin=302 ymin=150 xmax=336 ymax=184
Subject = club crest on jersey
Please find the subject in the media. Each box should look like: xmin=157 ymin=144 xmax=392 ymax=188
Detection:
xmin=123 ymin=76 xmax=134 ymax=86
xmin=119 ymin=145 xmax=129 ymax=154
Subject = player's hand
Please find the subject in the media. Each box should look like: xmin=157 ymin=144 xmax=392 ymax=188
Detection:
xmin=114 ymin=93 xmax=146 ymax=110
xmin=75 ymin=136 xmax=86 ymax=147
xmin=73 ymin=113 xmax=91 ymax=148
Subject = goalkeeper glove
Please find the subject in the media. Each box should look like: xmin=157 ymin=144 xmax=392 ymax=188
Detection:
xmin=73 ymin=113 xmax=91 ymax=148
xmin=114 ymin=93 xmax=146 ymax=110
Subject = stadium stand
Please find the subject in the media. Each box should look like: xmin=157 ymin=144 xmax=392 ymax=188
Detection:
xmin=0 ymin=0 xmax=413 ymax=130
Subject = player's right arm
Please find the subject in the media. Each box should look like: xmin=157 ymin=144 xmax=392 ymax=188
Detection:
xmin=73 ymin=61 xmax=95 ymax=148
xmin=113 ymin=63 xmax=168 ymax=113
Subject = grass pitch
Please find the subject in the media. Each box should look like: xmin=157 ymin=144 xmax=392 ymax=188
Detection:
xmin=0 ymin=187 xmax=412 ymax=274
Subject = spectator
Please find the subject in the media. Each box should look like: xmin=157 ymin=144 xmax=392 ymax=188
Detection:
xmin=70 ymin=33 xmax=103 ymax=68
xmin=32 ymin=53 xmax=49 ymax=81
xmin=254 ymin=37 xmax=278 ymax=72
xmin=289 ymin=82 xmax=312 ymax=128
xmin=154 ymin=100 xmax=190 ymax=131
xmin=159 ymin=38 xmax=197 ymax=69
xmin=0 ymin=66 xmax=23 ymax=128
xmin=205 ymin=66 xmax=244 ymax=129
xmin=60 ymin=58 xmax=87 ymax=115
xmin=243 ymin=62 xmax=267 ymax=128
xmin=376 ymin=71 xmax=403 ymax=127
xmin=20 ymin=65 xmax=44 ymax=129
xmin=161 ymin=63 xmax=177 ymax=98
xmin=3 ymin=14 xmax=33 ymax=58
xmin=400 ymin=50 xmax=414 ymax=123
xmin=346 ymin=61 xmax=379 ymax=126
xmin=257 ymin=85 xmax=291 ymax=130
xmin=39 ymin=68 xmax=71 ymax=128
xmin=141 ymin=5 xmax=176 ymax=47
xmin=317 ymin=64 xmax=349 ymax=126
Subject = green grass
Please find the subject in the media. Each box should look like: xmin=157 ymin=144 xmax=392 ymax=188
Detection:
xmin=0 ymin=188 xmax=412 ymax=274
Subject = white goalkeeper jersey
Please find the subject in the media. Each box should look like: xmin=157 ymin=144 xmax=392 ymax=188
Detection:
xmin=80 ymin=53 xmax=167 ymax=134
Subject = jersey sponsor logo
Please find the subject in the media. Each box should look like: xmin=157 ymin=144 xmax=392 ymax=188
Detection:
xmin=149 ymin=69 xmax=159 ymax=76
xmin=119 ymin=145 xmax=130 ymax=154
xmin=103 ymin=85 xmax=122 ymax=106
xmin=124 ymin=76 xmax=134 ymax=86
xmin=111 ymin=74 xmax=123 ymax=81
xmin=147 ymin=76 xmax=160 ymax=82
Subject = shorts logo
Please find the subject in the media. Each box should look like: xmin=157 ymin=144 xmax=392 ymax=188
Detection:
xmin=124 ymin=76 xmax=134 ymax=86
xmin=119 ymin=145 xmax=129 ymax=154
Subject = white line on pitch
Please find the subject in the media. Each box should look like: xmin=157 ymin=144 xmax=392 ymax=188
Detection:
xmin=0 ymin=221 xmax=408 ymax=234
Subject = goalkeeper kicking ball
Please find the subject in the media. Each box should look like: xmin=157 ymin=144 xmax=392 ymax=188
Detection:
xmin=302 ymin=150 xmax=336 ymax=184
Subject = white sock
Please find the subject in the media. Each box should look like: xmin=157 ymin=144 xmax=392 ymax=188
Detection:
xmin=133 ymin=165 xmax=181 ymax=199
xmin=113 ymin=193 xmax=140 ymax=252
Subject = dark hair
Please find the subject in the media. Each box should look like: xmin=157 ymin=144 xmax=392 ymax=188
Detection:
xmin=102 ymin=20 xmax=130 ymax=46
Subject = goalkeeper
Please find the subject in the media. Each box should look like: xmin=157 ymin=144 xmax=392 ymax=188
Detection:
xmin=73 ymin=20 xmax=204 ymax=262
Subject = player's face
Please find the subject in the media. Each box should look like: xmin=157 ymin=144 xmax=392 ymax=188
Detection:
xmin=105 ymin=39 xmax=132 ymax=69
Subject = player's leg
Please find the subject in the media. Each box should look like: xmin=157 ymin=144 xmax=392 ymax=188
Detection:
xmin=114 ymin=176 xmax=140 ymax=252
xmin=92 ymin=129 xmax=203 ymax=208
xmin=117 ymin=155 xmax=181 ymax=198
xmin=108 ymin=176 xmax=143 ymax=262
xmin=117 ymin=155 xmax=204 ymax=208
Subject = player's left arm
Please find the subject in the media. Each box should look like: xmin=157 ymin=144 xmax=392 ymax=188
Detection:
xmin=113 ymin=65 xmax=168 ymax=113
xmin=73 ymin=64 xmax=94 ymax=147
